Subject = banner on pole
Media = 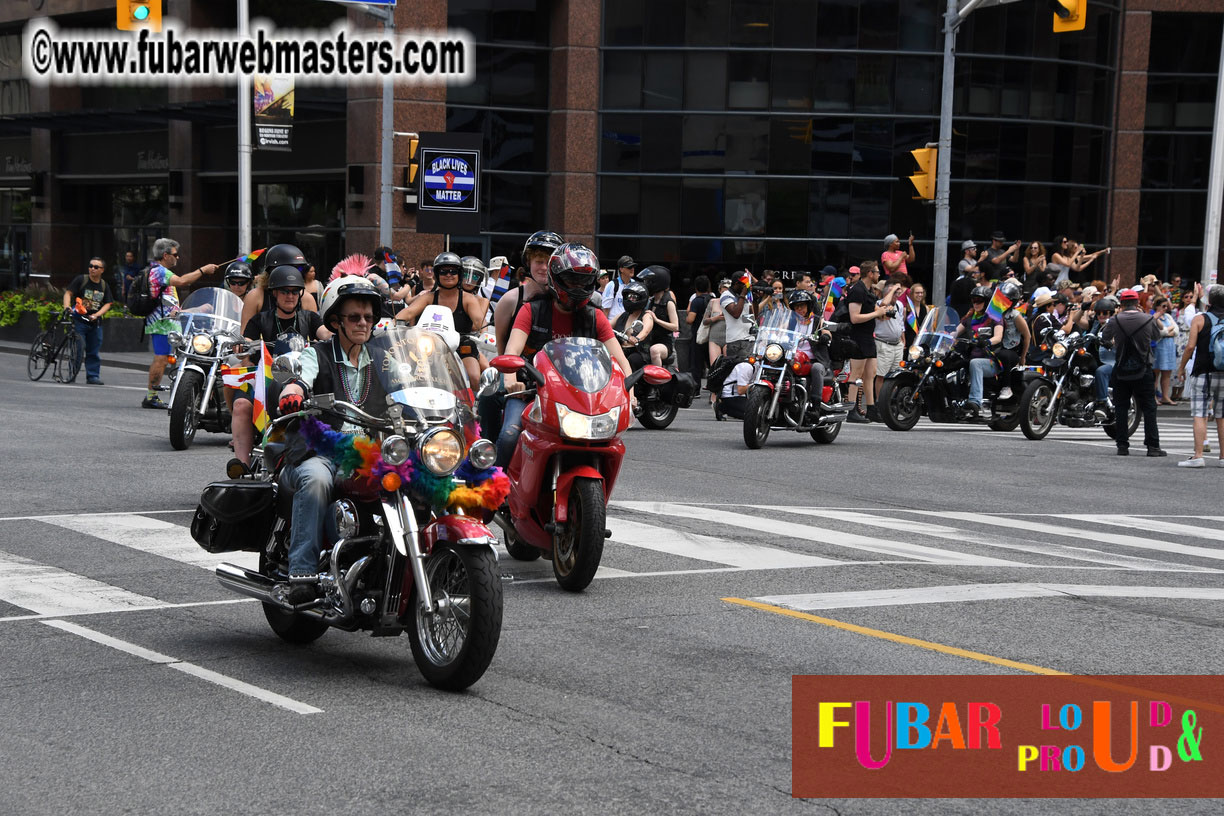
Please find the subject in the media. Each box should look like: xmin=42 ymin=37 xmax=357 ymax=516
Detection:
xmin=254 ymin=75 xmax=294 ymax=152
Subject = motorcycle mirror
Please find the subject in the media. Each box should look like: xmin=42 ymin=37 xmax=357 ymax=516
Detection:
xmin=629 ymin=319 xmax=644 ymax=336
xmin=271 ymin=352 xmax=302 ymax=384
xmin=477 ymin=367 xmax=500 ymax=399
xmin=975 ymin=326 xmax=993 ymax=339
xmin=641 ymin=365 xmax=672 ymax=386
xmin=490 ymin=355 xmax=526 ymax=374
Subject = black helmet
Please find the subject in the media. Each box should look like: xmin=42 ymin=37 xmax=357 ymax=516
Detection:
xmin=621 ymin=280 xmax=649 ymax=313
xmin=263 ymin=243 xmax=307 ymax=272
xmin=635 ymin=265 xmax=671 ymax=295
xmin=433 ymin=251 xmax=463 ymax=288
xmin=522 ymin=230 xmax=563 ymax=262
xmin=970 ymin=285 xmax=993 ymax=302
xmin=1093 ymin=296 xmax=1118 ymax=313
xmin=547 ymin=243 xmax=600 ymax=310
xmin=224 ymin=261 xmax=253 ymax=286
xmin=788 ymin=289 xmax=815 ymax=309
xmin=267 ymin=265 xmax=306 ymax=291
xmin=998 ymin=280 xmax=1022 ymax=303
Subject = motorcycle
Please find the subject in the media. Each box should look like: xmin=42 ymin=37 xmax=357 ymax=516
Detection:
xmin=613 ymin=320 xmax=698 ymax=430
xmin=166 ymin=288 xmax=243 ymax=450
xmin=1018 ymin=328 xmax=1141 ymax=441
xmin=877 ymin=306 xmax=1029 ymax=432
xmin=195 ymin=323 xmax=504 ymax=690
xmin=488 ymin=338 xmax=671 ymax=591
xmin=741 ymin=308 xmax=850 ymax=449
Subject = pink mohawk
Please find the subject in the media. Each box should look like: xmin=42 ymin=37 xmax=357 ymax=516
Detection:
xmin=329 ymin=253 xmax=374 ymax=282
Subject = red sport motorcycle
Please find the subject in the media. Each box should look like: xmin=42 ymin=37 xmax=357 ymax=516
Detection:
xmin=489 ymin=337 xmax=670 ymax=591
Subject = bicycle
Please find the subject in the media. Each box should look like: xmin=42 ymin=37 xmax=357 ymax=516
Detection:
xmin=27 ymin=310 xmax=84 ymax=383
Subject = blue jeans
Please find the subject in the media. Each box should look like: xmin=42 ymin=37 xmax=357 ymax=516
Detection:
xmin=283 ymin=456 xmax=336 ymax=576
xmin=1095 ymin=363 xmax=1114 ymax=402
xmin=73 ymin=319 xmax=103 ymax=380
xmin=968 ymin=357 xmax=996 ymax=405
xmin=495 ymin=396 xmax=529 ymax=469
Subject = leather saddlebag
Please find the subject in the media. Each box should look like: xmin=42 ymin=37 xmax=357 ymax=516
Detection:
xmin=191 ymin=479 xmax=277 ymax=554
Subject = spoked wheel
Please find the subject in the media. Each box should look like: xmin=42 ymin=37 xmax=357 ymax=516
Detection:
xmin=1020 ymin=380 xmax=1058 ymax=440
xmin=57 ymin=332 xmax=83 ymax=383
xmin=637 ymin=401 xmax=678 ymax=430
xmin=27 ymin=332 xmax=51 ymax=381
xmin=169 ymin=370 xmax=202 ymax=450
xmin=877 ymin=378 xmax=921 ymax=431
xmin=259 ymin=553 xmax=329 ymax=645
xmin=409 ymin=544 xmax=503 ymax=690
xmin=552 ymin=477 xmax=606 ymax=592
xmin=742 ymin=386 xmax=772 ymax=449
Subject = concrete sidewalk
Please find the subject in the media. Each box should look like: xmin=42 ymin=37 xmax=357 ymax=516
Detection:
xmin=0 ymin=339 xmax=152 ymax=372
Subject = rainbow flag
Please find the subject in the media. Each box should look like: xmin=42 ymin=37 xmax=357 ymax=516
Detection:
xmin=242 ymin=248 xmax=266 ymax=264
xmin=985 ymin=288 xmax=1012 ymax=322
xmin=1016 ymin=301 xmax=1029 ymax=317
xmin=251 ymin=341 xmax=273 ymax=432
xmin=905 ymin=297 xmax=919 ymax=333
xmin=219 ymin=363 xmax=257 ymax=395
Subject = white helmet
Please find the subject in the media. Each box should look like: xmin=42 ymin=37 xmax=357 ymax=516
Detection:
xmin=320 ymin=275 xmax=382 ymax=329
xmin=416 ymin=304 xmax=460 ymax=351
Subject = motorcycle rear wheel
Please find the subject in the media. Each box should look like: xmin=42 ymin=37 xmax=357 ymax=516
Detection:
xmin=637 ymin=401 xmax=678 ymax=430
xmin=742 ymin=386 xmax=772 ymax=449
xmin=409 ymin=544 xmax=503 ymax=690
xmin=988 ymin=411 xmax=1021 ymax=432
xmin=504 ymin=528 xmax=540 ymax=561
xmin=1103 ymin=396 xmax=1141 ymax=439
xmin=877 ymin=378 xmax=921 ymax=431
xmin=169 ymin=369 xmax=202 ymax=450
xmin=259 ymin=554 xmax=328 ymax=645
xmin=552 ymin=477 xmax=606 ymax=592
xmin=1020 ymin=380 xmax=1057 ymax=440
xmin=810 ymin=419 xmax=841 ymax=444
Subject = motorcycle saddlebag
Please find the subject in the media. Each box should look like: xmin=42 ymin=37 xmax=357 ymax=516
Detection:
xmin=191 ymin=479 xmax=277 ymax=554
xmin=663 ymin=371 xmax=698 ymax=407
xmin=705 ymin=355 xmax=734 ymax=395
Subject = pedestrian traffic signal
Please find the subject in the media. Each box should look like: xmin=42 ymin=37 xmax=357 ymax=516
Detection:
xmin=909 ymin=145 xmax=936 ymax=201
xmin=117 ymin=1 xmax=161 ymax=32
xmin=1049 ymin=0 xmax=1086 ymax=33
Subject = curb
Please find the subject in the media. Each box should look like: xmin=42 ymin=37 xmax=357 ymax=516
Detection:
xmin=0 ymin=344 xmax=151 ymax=372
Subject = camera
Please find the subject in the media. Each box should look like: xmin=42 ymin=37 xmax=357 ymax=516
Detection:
xmin=885 ymin=307 xmax=897 ymax=318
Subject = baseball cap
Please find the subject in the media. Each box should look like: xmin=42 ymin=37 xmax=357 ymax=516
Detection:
xmin=961 ymin=239 xmax=977 ymax=251
xmin=820 ymin=265 xmax=837 ymax=277
xmin=1118 ymin=289 xmax=1140 ymax=301
xmin=1080 ymin=285 xmax=1100 ymax=298
xmin=847 ymin=265 xmax=861 ymax=276
xmin=617 ymin=255 xmax=636 ymax=269
xmin=991 ymin=230 xmax=1006 ymax=241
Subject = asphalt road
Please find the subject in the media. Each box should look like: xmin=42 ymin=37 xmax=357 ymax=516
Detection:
xmin=0 ymin=352 xmax=1221 ymax=815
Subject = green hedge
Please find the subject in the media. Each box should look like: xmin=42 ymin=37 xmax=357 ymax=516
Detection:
xmin=0 ymin=286 xmax=133 ymax=329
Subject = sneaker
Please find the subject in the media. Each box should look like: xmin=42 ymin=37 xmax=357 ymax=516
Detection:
xmin=141 ymin=395 xmax=168 ymax=409
xmin=87 ymin=378 xmax=104 ymax=385
xmin=847 ymin=409 xmax=870 ymax=424
xmin=865 ymin=405 xmax=881 ymax=422
xmin=1147 ymin=448 xmax=1168 ymax=458
xmin=1178 ymin=457 xmax=1205 ymax=468
xmin=997 ymin=387 xmax=1013 ymax=400
xmin=1217 ymin=459 xmax=1224 ymax=468
xmin=1117 ymin=448 xmax=1129 ymax=456
xmin=153 ymin=384 xmax=169 ymax=392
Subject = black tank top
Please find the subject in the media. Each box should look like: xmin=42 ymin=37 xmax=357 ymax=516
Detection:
xmin=648 ymin=293 xmax=674 ymax=346
xmin=432 ymin=287 xmax=473 ymax=334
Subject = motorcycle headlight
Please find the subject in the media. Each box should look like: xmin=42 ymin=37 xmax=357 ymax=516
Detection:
xmin=1052 ymin=342 xmax=1067 ymax=358
xmin=764 ymin=343 xmax=784 ymax=363
xmin=468 ymin=438 xmax=496 ymax=470
xmin=907 ymin=344 xmax=922 ymax=361
xmin=191 ymin=334 xmax=214 ymax=355
xmin=418 ymin=428 xmax=465 ymax=476
xmin=168 ymin=331 xmax=183 ymax=349
xmin=380 ymin=434 xmax=411 ymax=466
xmin=557 ymin=404 xmax=621 ymax=440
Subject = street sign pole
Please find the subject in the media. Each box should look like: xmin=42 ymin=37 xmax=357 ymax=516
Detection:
xmin=380 ymin=10 xmax=394 ymax=248
xmin=1202 ymin=37 xmax=1224 ymax=289
xmin=932 ymin=0 xmax=957 ymax=310
xmin=237 ymin=0 xmax=251 ymax=254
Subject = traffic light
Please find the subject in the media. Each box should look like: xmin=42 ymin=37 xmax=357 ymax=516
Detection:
xmin=116 ymin=1 xmax=162 ymax=32
xmin=403 ymin=133 xmax=420 ymax=207
xmin=909 ymin=144 xmax=936 ymax=201
xmin=1050 ymin=1 xmax=1086 ymax=33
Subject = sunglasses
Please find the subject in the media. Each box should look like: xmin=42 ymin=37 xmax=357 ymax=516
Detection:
xmin=88 ymin=264 xmax=104 ymax=270
xmin=168 ymin=252 xmax=179 ymax=258
xmin=438 ymin=269 xmax=460 ymax=276
xmin=341 ymin=313 xmax=375 ymax=325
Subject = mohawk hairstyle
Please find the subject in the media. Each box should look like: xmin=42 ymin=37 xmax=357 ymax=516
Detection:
xmin=329 ymin=253 xmax=373 ymax=283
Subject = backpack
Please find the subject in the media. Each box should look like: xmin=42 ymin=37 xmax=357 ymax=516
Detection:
xmin=1112 ymin=317 xmax=1153 ymax=383
xmin=1204 ymin=313 xmax=1224 ymax=369
xmin=126 ymin=266 xmax=158 ymax=317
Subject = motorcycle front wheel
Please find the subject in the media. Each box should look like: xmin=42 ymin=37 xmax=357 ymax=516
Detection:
xmin=169 ymin=369 xmax=202 ymax=450
xmin=877 ymin=378 xmax=921 ymax=431
xmin=552 ymin=477 xmax=606 ymax=592
xmin=742 ymin=386 xmax=772 ymax=449
xmin=637 ymin=400 xmax=678 ymax=430
xmin=1020 ymin=380 xmax=1058 ymax=440
xmin=409 ymin=544 xmax=503 ymax=691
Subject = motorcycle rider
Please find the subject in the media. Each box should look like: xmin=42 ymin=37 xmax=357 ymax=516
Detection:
xmin=240 ymin=243 xmax=316 ymax=330
xmin=1090 ymin=295 xmax=1120 ymax=410
xmin=223 ymin=261 xmax=254 ymax=300
xmin=787 ymin=289 xmax=835 ymax=404
xmin=613 ymin=280 xmax=656 ymax=369
xmin=274 ymin=275 xmax=386 ymax=604
xmin=497 ymin=243 xmax=634 ymax=468
xmin=636 ymin=265 xmax=679 ymax=367
xmin=951 ymin=285 xmax=1004 ymax=415
xmin=396 ymin=252 xmax=487 ymax=383
xmin=994 ymin=279 xmax=1030 ymax=400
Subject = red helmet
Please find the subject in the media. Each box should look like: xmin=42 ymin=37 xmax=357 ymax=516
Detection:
xmin=547 ymin=243 xmax=600 ymax=310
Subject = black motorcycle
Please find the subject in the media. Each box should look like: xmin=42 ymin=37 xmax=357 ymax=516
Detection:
xmin=877 ymin=306 xmax=1029 ymax=432
xmin=1017 ymin=328 xmax=1141 ymax=441
xmin=614 ymin=320 xmax=697 ymax=430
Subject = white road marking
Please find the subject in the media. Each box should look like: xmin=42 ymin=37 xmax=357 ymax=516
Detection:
xmin=0 ymin=550 xmax=163 ymax=616
xmin=1054 ymin=514 xmax=1224 ymax=544
xmin=766 ymin=507 xmax=1221 ymax=573
xmin=41 ymin=619 xmax=322 ymax=715
xmin=0 ymin=597 xmax=255 ymax=623
xmin=755 ymin=583 xmax=1224 ymax=611
xmin=614 ymin=502 xmax=1027 ymax=566
xmin=0 ymin=509 xmax=193 ymax=522
xmin=608 ymin=516 xmax=842 ymax=569
xmin=40 ymin=513 xmax=258 ymax=572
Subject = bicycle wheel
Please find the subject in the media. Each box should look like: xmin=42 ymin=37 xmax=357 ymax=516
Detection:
xmin=27 ymin=332 xmax=51 ymax=381
xmin=57 ymin=331 xmax=83 ymax=383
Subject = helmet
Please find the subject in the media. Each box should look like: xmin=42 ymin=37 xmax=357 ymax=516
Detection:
xmin=267 ymin=265 xmax=306 ymax=291
xmin=320 ymin=275 xmax=382 ymax=329
xmin=635 ymin=265 xmax=671 ymax=295
xmin=224 ymin=261 xmax=253 ymax=286
xmin=1094 ymin=296 xmax=1119 ymax=313
xmin=970 ymin=285 xmax=993 ymax=302
xmin=263 ymin=243 xmax=307 ymax=272
xmin=621 ymin=280 xmax=649 ymax=313
xmin=547 ymin=243 xmax=600 ymax=310
xmin=787 ymin=289 xmax=815 ymax=309
xmin=998 ymin=280 xmax=1022 ymax=303
xmin=522 ymin=230 xmax=564 ymax=262
xmin=460 ymin=256 xmax=487 ymax=289
xmin=432 ymin=251 xmax=463 ymax=288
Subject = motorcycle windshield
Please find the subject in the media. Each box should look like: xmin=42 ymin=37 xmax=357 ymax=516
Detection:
xmin=370 ymin=326 xmax=476 ymax=427
xmin=915 ymin=305 xmax=959 ymax=355
xmin=753 ymin=308 xmax=808 ymax=356
xmin=177 ymin=288 xmax=243 ymax=335
xmin=543 ymin=337 xmax=612 ymax=394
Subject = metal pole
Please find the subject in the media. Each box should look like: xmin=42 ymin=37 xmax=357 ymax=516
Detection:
xmin=931 ymin=0 xmax=957 ymax=309
xmin=237 ymin=0 xmax=251 ymax=255
xmin=1201 ymin=37 xmax=1224 ymax=289
xmin=380 ymin=13 xmax=395 ymax=247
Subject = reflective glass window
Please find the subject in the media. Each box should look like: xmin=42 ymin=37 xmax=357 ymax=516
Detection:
xmin=853 ymin=119 xmax=893 ymax=178
xmin=641 ymin=115 xmax=682 ymax=172
xmin=1149 ymin=13 xmax=1223 ymax=74
xmin=813 ymin=54 xmax=855 ymax=112
xmin=601 ymin=115 xmax=642 ymax=172
xmin=816 ymin=0 xmax=858 ymax=49
xmin=769 ymin=118 xmax=811 ymax=175
xmin=605 ymin=0 xmax=645 ymax=45
xmin=772 ymin=53 xmax=815 ymax=111
xmin=895 ymin=57 xmax=936 ymax=116
xmin=682 ymin=115 xmax=728 ymax=173
xmin=811 ymin=119 xmax=854 ymax=176
xmin=767 ymin=179 xmax=808 ymax=238
xmin=640 ymin=177 xmax=682 ymax=236
xmin=723 ymin=118 xmax=769 ymax=173
xmin=855 ymin=55 xmax=894 ymax=114
xmin=725 ymin=178 xmax=768 ymax=236
xmin=729 ymin=1 xmax=772 ymax=46
xmin=600 ymin=177 xmax=640 ymax=235
xmin=681 ymin=178 xmax=724 ymax=236
xmin=604 ymin=52 xmax=643 ymax=109
xmin=685 ymin=0 xmax=728 ymax=47
xmin=858 ymin=1 xmax=899 ymax=51
xmin=644 ymin=53 xmax=684 ymax=110
xmin=645 ymin=0 xmax=687 ymax=46
xmin=727 ymin=53 xmax=770 ymax=110
xmin=773 ymin=0 xmax=817 ymax=48
xmin=685 ymin=53 xmax=727 ymax=110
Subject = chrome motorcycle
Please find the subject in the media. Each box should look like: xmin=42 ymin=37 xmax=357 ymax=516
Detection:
xmin=166 ymin=288 xmax=242 ymax=450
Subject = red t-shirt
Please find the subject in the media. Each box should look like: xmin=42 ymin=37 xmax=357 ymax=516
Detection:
xmin=513 ymin=302 xmax=614 ymax=344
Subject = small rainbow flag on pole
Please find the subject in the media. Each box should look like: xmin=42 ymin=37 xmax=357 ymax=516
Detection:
xmin=905 ymin=296 xmax=919 ymax=333
xmin=251 ymin=341 xmax=273 ymax=432
xmin=985 ymin=288 xmax=1012 ymax=322
xmin=821 ymin=277 xmax=844 ymax=321
xmin=242 ymin=248 xmax=267 ymax=264
xmin=219 ymin=363 xmax=257 ymax=395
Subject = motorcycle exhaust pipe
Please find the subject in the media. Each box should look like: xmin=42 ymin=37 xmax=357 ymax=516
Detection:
xmin=216 ymin=562 xmax=278 ymax=603
xmin=815 ymin=412 xmax=849 ymax=426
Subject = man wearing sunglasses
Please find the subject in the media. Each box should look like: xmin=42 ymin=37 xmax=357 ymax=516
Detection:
xmin=62 ymin=256 xmax=114 ymax=384
xmin=143 ymin=237 xmax=217 ymax=409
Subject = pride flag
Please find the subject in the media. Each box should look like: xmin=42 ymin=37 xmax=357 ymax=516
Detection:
xmin=985 ymin=288 xmax=1012 ymax=322
xmin=821 ymin=276 xmax=845 ymax=321
xmin=251 ymin=341 xmax=273 ymax=432
xmin=219 ymin=363 xmax=257 ymax=395
xmin=905 ymin=297 xmax=919 ymax=333
xmin=242 ymin=248 xmax=266 ymax=264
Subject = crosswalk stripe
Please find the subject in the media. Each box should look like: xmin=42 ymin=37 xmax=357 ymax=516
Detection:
xmin=754 ymin=583 xmax=1224 ymax=611
xmin=765 ymin=507 xmax=1220 ymax=573
xmin=41 ymin=513 xmax=258 ymax=571
xmin=614 ymin=502 xmax=1026 ymax=566
xmin=1054 ymin=514 xmax=1224 ymax=544
xmin=0 ymin=550 xmax=162 ymax=616
xmin=607 ymin=516 xmax=842 ymax=569
xmin=907 ymin=510 xmax=1224 ymax=563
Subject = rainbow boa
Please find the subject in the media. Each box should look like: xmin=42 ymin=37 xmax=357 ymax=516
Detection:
xmin=298 ymin=416 xmax=509 ymax=512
